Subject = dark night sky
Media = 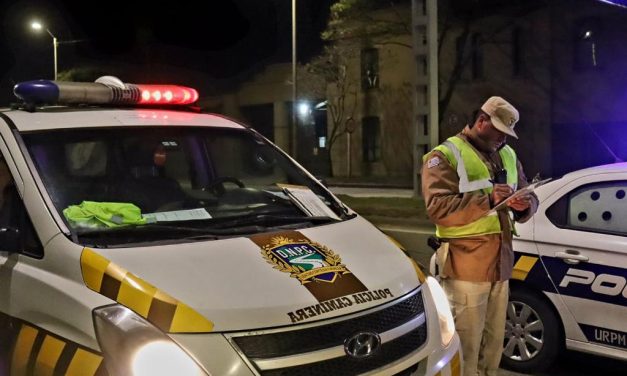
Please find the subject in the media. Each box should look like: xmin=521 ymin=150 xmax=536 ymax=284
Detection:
xmin=0 ymin=0 xmax=335 ymax=104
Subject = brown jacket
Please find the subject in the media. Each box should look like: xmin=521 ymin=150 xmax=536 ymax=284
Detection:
xmin=421 ymin=132 xmax=538 ymax=282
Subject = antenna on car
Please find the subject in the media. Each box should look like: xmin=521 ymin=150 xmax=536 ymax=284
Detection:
xmin=586 ymin=123 xmax=623 ymax=163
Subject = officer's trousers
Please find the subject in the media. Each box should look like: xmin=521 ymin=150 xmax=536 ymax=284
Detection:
xmin=441 ymin=279 xmax=509 ymax=376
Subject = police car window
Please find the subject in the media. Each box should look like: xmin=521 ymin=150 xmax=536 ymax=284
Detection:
xmin=548 ymin=180 xmax=627 ymax=237
xmin=22 ymin=127 xmax=342 ymax=244
xmin=205 ymin=132 xmax=286 ymax=185
xmin=0 ymin=155 xmax=43 ymax=257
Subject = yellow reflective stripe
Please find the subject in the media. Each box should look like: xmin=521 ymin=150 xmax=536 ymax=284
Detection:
xmin=409 ymin=258 xmax=426 ymax=283
xmin=170 ymin=303 xmax=215 ymax=332
xmin=80 ymin=248 xmax=214 ymax=333
xmin=104 ymin=261 xmax=127 ymax=282
xmin=117 ymin=273 xmax=158 ymax=317
xmin=34 ymin=335 xmax=66 ymax=376
xmin=451 ymin=351 xmax=461 ymax=376
xmin=81 ymin=249 xmax=110 ymax=291
xmin=436 ymin=215 xmax=501 ymax=238
xmin=153 ymin=289 xmax=178 ymax=305
xmin=65 ymin=348 xmax=103 ymax=376
xmin=11 ymin=324 xmax=39 ymax=375
xmin=512 ymin=256 xmax=539 ymax=281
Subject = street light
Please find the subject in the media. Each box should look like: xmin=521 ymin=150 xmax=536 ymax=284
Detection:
xmin=31 ymin=21 xmax=58 ymax=81
xmin=291 ymin=0 xmax=297 ymax=157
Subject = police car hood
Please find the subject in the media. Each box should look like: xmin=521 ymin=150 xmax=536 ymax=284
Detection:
xmin=97 ymin=216 xmax=421 ymax=331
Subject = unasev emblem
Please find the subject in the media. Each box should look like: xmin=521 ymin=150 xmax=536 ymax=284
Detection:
xmin=261 ymin=236 xmax=351 ymax=284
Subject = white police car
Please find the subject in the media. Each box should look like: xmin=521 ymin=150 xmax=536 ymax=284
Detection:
xmin=504 ymin=163 xmax=627 ymax=372
xmin=0 ymin=77 xmax=461 ymax=376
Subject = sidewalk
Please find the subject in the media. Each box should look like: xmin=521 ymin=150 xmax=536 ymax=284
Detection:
xmin=330 ymin=186 xmax=414 ymax=198
xmin=326 ymin=176 xmax=413 ymax=189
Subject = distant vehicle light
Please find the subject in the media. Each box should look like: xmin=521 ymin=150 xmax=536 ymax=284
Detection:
xmin=13 ymin=76 xmax=199 ymax=106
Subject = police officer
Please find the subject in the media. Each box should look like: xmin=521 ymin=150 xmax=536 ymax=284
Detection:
xmin=421 ymin=97 xmax=539 ymax=376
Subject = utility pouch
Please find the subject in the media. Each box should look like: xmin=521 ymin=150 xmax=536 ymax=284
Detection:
xmin=435 ymin=242 xmax=449 ymax=279
xmin=428 ymin=237 xmax=449 ymax=279
xmin=427 ymin=235 xmax=441 ymax=252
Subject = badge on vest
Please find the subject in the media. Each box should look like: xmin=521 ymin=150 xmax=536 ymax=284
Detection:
xmin=427 ymin=156 xmax=441 ymax=169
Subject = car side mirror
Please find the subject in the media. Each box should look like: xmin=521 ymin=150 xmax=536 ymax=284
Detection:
xmin=0 ymin=227 xmax=20 ymax=252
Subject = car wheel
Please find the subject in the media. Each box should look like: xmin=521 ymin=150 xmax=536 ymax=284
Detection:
xmin=500 ymin=289 xmax=562 ymax=373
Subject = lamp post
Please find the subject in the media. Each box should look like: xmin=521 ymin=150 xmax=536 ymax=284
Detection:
xmin=31 ymin=21 xmax=58 ymax=81
xmin=291 ymin=0 xmax=297 ymax=158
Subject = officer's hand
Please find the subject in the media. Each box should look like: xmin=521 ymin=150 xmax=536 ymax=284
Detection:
xmin=491 ymin=184 xmax=514 ymax=206
xmin=507 ymin=192 xmax=532 ymax=211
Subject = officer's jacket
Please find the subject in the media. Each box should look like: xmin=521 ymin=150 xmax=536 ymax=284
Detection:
xmin=421 ymin=130 xmax=538 ymax=282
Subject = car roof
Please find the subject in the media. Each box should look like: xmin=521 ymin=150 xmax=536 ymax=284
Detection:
xmin=561 ymin=162 xmax=627 ymax=180
xmin=534 ymin=162 xmax=627 ymax=199
xmin=0 ymin=107 xmax=246 ymax=132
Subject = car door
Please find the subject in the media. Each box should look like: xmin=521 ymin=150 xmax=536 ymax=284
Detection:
xmin=0 ymin=125 xmax=107 ymax=375
xmin=533 ymin=170 xmax=627 ymax=352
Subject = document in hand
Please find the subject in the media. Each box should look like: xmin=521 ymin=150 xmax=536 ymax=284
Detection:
xmin=487 ymin=178 xmax=552 ymax=215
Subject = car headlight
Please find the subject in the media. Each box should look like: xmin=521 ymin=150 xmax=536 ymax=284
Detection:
xmin=426 ymin=276 xmax=455 ymax=346
xmin=93 ymin=304 xmax=207 ymax=376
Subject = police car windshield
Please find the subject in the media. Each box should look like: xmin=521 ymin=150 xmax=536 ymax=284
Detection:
xmin=22 ymin=126 xmax=346 ymax=244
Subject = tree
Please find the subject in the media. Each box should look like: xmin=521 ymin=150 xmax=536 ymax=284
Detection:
xmin=301 ymin=44 xmax=360 ymax=176
xmin=325 ymin=0 xmax=474 ymax=121
xmin=324 ymin=0 xmax=550 ymax=123
xmin=323 ymin=0 xmax=412 ymax=48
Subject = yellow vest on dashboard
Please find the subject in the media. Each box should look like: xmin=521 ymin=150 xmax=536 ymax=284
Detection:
xmin=424 ymin=136 xmax=518 ymax=238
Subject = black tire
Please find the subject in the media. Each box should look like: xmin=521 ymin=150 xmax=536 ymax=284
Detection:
xmin=500 ymin=288 xmax=563 ymax=373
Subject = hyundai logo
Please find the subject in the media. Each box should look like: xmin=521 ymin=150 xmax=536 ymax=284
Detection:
xmin=344 ymin=331 xmax=381 ymax=359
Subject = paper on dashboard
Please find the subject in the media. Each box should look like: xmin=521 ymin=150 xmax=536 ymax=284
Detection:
xmin=144 ymin=208 xmax=212 ymax=223
xmin=278 ymin=184 xmax=341 ymax=220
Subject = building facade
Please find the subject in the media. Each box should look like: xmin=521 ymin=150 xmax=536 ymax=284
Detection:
xmin=200 ymin=0 xmax=627 ymax=180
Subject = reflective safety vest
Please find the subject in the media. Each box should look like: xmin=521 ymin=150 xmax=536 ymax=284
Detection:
xmin=424 ymin=136 xmax=518 ymax=238
xmin=63 ymin=201 xmax=147 ymax=228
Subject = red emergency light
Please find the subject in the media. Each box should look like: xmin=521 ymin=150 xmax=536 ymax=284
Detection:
xmin=136 ymin=85 xmax=199 ymax=105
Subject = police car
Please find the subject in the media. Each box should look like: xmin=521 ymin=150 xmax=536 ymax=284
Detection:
xmin=0 ymin=77 xmax=461 ymax=376
xmin=504 ymin=163 xmax=627 ymax=372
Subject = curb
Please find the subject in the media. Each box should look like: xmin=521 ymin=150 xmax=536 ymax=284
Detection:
xmin=327 ymin=182 xmax=413 ymax=189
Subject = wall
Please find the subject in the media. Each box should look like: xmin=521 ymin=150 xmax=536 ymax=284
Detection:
xmin=197 ymin=63 xmax=294 ymax=152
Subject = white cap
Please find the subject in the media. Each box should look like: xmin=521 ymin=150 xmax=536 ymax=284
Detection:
xmin=480 ymin=96 xmax=519 ymax=139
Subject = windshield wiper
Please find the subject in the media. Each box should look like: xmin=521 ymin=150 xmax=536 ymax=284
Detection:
xmin=206 ymin=214 xmax=340 ymax=229
xmin=75 ymin=224 xmax=225 ymax=237
xmin=73 ymin=213 xmax=343 ymax=247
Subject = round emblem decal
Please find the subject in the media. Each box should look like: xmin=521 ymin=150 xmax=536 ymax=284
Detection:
xmin=344 ymin=331 xmax=381 ymax=359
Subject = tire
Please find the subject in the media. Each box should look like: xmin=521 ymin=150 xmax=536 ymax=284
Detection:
xmin=500 ymin=288 xmax=563 ymax=373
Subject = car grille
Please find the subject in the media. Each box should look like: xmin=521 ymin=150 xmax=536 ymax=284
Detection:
xmin=229 ymin=287 xmax=427 ymax=376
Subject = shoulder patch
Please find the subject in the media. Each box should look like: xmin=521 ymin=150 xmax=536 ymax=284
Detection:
xmin=427 ymin=156 xmax=441 ymax=169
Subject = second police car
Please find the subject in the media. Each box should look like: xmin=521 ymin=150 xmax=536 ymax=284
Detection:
xmin=0 ymin=77 xmax=461 ymax=375
xmin=504 ymin=163 xmax=627 ymax=372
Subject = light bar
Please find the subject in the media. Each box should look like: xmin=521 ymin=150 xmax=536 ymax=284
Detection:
xmin=13 ymin=77 xmax=199 ymax=106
